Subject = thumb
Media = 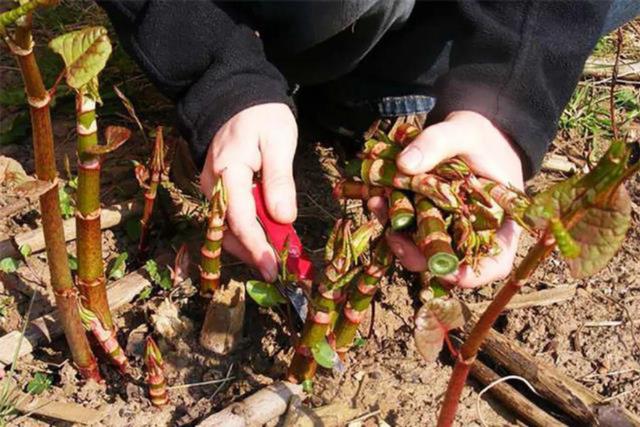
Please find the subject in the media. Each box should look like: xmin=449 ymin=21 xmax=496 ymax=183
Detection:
xmin=396 ymin=119 xmax=468 ymax=175
xmin=260 ymin=132 xmax=297 ymax=223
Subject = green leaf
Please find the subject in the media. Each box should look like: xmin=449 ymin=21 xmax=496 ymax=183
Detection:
xmin=48 ymin=26 xmax=112 ymax=97
xmin=67 ymin=253 xmax=77 ymax=270
xmin=246 ymin=280 xmax=286 ymax=307
xmin=414 ymin=297 xmax=464 ymax=363
xmin=353 ymin=336 xmax=367 ymax=348
xmin=566 ymin=186 xmax=631 ymax=278
xmin=430 ymin=281 xmax=448 ymax=299
xmin=137 ymin=286 xmax=152 ymax=301
xmin=524 ymin=176 xmax=580 ymax=231
xmin=26 ymin=372 xmax=52 ymax=395
xmin=58 ymin=186 xmax=74 ymax=219
xmin=0 ymin=257 xmax=19 ymax=273
xmin=67 ymin=176 xmax=78 ymax=190
xmin=19 ymin=244 xmax=32 ymax=259
xmin=301 ymin=379 xmax=313 ymax=393
xmin=108 ymin=252 xmax=128 ymax=280
xmin=311 ymin=338 xmax=337 ymax=369
xmin=144 ymin=259 xmax=172 ymax=290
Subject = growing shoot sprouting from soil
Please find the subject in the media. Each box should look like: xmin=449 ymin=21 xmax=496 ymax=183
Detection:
xmin=2 ymin=1 xmax=100 ymax=381
xmin=49 ymin=26 xmax=131 ymax=332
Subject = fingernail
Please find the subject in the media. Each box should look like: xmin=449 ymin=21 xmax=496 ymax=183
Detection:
xmin=261 ymin=262 xmax=278 ymax=282
xmin=398 ymin=146 xmax=422 ymax=171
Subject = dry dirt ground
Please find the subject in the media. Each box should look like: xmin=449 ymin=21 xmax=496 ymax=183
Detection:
xmin=0 ymin=3 xmax=639 ymax=426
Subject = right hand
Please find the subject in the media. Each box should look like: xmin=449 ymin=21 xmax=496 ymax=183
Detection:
xmin=200 ymin=103 xmax=298 ymax=282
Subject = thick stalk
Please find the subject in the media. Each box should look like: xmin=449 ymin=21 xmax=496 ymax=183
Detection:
xmin=75 ymin=93 xmax=113 ymax=330
xmin=138 ymin=127 xmax=164 ymax=254
xmin=334 ymin=240 xmax=393 ymax=355
xmin=78 ymin=304 xmax=129 ymax=373
xmin=200 ymin=178 xmax=226 ymax=297
xmin=388 ymin=190 xmax=415 ymax=231
xmin=414 ymin=196 xmax=459 ymax=276
xmin=10 ymin=20 xmax=100 ymax=381
xmin=347 ymin=158 xmax=462 ymax=212
xmin=287 ymin=222 xmax=361 ymax=383
xmin=436 ymin=237 xmax=554 ymax=427
xmin=333 ymin=180 xmax=388 ymax=200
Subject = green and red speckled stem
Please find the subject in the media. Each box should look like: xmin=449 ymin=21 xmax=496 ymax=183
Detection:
xmin=144 ymin=336 xmax=169 ymax=406
xmin=199 ymin=177 xmax=226 ymax=298
xmin=138 ymin=127 xmax=165 ymax=255
xmin=8 ymin=18 xmax=100 ymax=381
xmin=79 ymin=304 xmax=129 ymax=373
xmin=414 ymin=195 xmax=459 ymax=276
xmin=75 ymin=93 xmax=114 ymax=331
xmin=347 ymin=158 xmax=463 ymax=212
xmin=287 ymin=220 xmax=374 ymax=384
xmin=334 ymin=239 xmax=393 ymax=356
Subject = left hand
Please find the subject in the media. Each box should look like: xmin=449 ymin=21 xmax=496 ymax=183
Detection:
xmin=368 ymin=111 xmax=524 ymax=288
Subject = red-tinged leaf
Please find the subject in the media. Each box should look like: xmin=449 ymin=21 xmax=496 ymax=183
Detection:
xmin=170 ymin=244 xmax=190 ymax=286
xmin=85 ymin=126 xmax=131 ymax=155
xmin=134 ymin=162 xmax=149 ymax=188
xmin=566 ymin=185 xmax=631 ymax=278
xmin=524 ymin=176 xmax=579 ymax=231
xmin=15 ymin=179 xmax=56 ymax=198
xmin=414 ymin=297 xmax=464 ymax=363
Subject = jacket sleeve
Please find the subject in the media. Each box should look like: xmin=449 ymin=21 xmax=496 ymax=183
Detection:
xmin=430 ymin=1 xmax=611 ymax=178
xmin=98 ymin=0 xmax=294 ymax=167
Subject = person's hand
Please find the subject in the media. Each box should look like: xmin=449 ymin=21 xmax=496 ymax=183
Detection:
xmin=200 ymin=103 xmax=298 ymax=282
xmin=368 ymin=111 xmax=524 ymax=288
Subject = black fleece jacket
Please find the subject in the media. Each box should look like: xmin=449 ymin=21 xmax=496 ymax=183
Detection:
xmin=98 ymin=1 xmax=611 ymax=178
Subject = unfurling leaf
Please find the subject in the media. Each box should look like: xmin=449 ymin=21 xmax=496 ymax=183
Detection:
xmin=0 ymin=155 xmax=28 ymax=186
xmin=0 ymin=257 xmax=19 ymax=273
xmin=133 ymin=162 xmax=149 ymax=188
xmin=246 ymin=280 xmax=286 ymax=307
xmin=311 ymin=338 xmax=337 ymax=369
xmin=169 ymin=244 xmax=190 ymax=286
xmin=85 ymin=126 xmax=131 ymax=155
xmin=108 ymin=252 xmax=128 ymax=280
xmin=15 ymin=179 xmax=56 ymax=199
xmin=48 ymin=26 xmax=112 ymax=97
xmin=566 ymin=186 xmax=631 ymax=278
xmin=26 ymin=372 xmax=52 ymax=395
xmin=414 ymin=298 xmax=464 ymax=363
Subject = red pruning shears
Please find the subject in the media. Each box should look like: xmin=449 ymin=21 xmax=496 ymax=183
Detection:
xmin=252 ymin=183 xmax=313 ymax=319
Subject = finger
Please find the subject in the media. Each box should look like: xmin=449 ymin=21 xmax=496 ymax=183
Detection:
xmin=385 ymin=230 xmax=427 ymax=272
xmin=367 ymin=196 xmax=389 ymax=225
xmin=222 ymin=165 xmax=278 ymax=281
xmin=222 ymin=232 xmax=254 ymax=266
xmin=396 ymin=121 xmax=467 ymax=175
xmin=449 ymin=220 xmax=521 ymax=288
xmin=260 ymin=131 xmax=297 ymax=223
